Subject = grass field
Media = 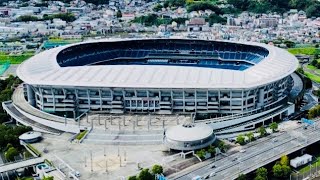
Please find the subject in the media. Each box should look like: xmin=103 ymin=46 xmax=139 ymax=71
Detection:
xmin=288 ymin=47 xmax=319 ymax=55
xmin=304 ymin=71 xmax=320 ymax=83
xmin=0 ymin=53 xmax=34 ymax=64
xmin=305 ymin=65 xmax=320 ymax=74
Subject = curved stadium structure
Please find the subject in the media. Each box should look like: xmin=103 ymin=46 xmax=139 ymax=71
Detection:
xmin=17 ymin=39 xmax=299 ymax=122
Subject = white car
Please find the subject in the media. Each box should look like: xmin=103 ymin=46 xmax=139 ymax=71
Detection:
xmin=209 ymin=172 xmax=216 ymax=177
xmin=239 ymin=149 xmax=246 ymax=153
xmin=69 ymin=171 xmax=81 ymax=178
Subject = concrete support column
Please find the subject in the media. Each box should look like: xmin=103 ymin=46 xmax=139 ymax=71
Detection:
xmin=258 ymin=88 xmax=264 ymax=108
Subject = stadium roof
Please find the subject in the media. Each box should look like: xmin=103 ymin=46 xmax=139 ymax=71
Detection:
xmin=166 ymin=123 xmax=214 ymax=142
xmin=17 ymin=38 xmax=299 ymax=89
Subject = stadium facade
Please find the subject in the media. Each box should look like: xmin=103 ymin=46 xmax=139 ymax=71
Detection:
xmin=17 ymin=39 xmax=299 ymax=119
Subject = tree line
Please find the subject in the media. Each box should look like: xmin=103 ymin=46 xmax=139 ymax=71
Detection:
xmin=237 ymin=155 xmax=291 ymax=180
xmin=228 ymin=0 xmax=320 ymax=16
xmin=16 ymin=13 xmax=76 ymax=23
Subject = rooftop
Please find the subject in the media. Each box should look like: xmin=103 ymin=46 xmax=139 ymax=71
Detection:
xmin=16 ymin=38 xmax=299 ymax=89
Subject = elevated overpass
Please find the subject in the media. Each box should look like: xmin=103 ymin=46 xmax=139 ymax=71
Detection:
xmin=0 ymin=157 xmax=44 ymax=173
xmin=170 ymin=120 xmax=320 ymax=180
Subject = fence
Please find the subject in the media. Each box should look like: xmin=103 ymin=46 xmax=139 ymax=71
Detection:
xmin=291 ymin=162 xmax=320 ymax=180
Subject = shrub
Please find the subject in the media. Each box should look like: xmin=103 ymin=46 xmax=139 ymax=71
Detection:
xmin=5 ymin=146 xmax=19 ymax=161
xmin=151 ymin=164 xmax=163 ymax=175
xmin=75 ymin=130 xmax=88 ymax=140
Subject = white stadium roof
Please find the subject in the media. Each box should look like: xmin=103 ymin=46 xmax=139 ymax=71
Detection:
xmin=17 ymin=38 xmax=299 ymax=89
xmin=166 ymin=123 xmax=214 ymax=142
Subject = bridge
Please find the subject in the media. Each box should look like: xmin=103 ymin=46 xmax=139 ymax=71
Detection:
xmin=170 ymin=120 xmax=320 ymax=180
xmin=0 ymin=157 xmax=44 ymax=173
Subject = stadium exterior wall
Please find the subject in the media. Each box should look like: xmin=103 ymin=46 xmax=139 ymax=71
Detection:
xmin=17 ymin=38 xmax=299 ymax=118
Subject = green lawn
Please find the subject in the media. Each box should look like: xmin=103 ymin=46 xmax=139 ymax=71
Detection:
xmin=304 ymin=71 xmax=320 ymax=83
xmin=307 ymin=65 xmax=317 ymax=70
xmin=0 ymin=53 xmax=34 ymax=64
xmin=75 ymin=130 xmax=88 ymax=140
xmin=288 ymin=47 xmax=319 ymax=55
xmin=305 ymin=65 xmax=320 ymax=74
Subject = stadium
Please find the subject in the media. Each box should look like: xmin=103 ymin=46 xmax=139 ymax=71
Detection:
xmin=14 ymin=38 xmax=300 ymax=133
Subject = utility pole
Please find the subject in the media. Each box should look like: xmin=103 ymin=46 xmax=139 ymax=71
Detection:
xmin=90 ymin=151 xmax=93 ymax=172
xmin=105 ymin=118 xmax=107 ymax=130
xmin=106 ymin=158 xmax=108 ymax=173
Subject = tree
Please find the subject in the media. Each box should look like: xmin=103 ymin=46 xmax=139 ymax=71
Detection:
xmin=306 ymin=3 xmax=320 ymax=18
xmin=272 ymin=163 xmax=283 ymax=177
xmin=17 ymin=15 xmax=39 ymax=22
xmin=236 ymin=135 xmax=246 ymax=145
xmin=227 ymin=0 xmax=250 ymax=11
xmin=218 ymin=141 xmax=226 ymax=152
xmin=284 ymin=40 xmax=296 ymax=48
xmin=280 ymin=155 xmax=289 ymax=166
xmin=311 ymin=59 xmax=318 ymax=66
xmin=282 ymin=165 xmax=291 ymax=177
xmin=256 ymin=167 xmax=268 ymax=179
xmin=246 ymin=132 xmax=254 ymax=142
xmin=258 ymin=126 xmax=267 ymax=137
xmin=153 ymin=4 xmax=163 ymax=11
xmin=128 ymin=176 xmax=137 ymax=180
xmin=151 ymin=164 xmax=163 ymax=175
xmin=269 ymin=122 xmax=278 ymax=132
xmin=187 ymin=2 xmax=222 ymax=14
xmin=206 ymin=14 xmax=227 ymax=26
xmin=196 ymin=149 xmax=206 ymax=159
xmin=237 ymin=173 xmax=247 ymax=180
xmin=5 ymin=146 xmax=19 ymax=161
xmin=254 ymin=176 xmax=266 ymax=180
xmin=207 ymin=145 xmax=216 ymax=155
xmin=116 ymin=10 xmax=122 ymax=18
xmin=297 ymin=67 xmax=304 ymax=74
xmin=138 ymin=168 xmax=153 ymax=180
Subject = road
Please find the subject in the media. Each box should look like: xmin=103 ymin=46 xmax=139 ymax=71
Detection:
xmin=301 ymin=89 xmax=318 ymax=111
xmin=171 ymin=121 xmax=320 ymax=180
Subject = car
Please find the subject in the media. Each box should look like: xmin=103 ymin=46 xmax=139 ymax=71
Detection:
xmin=69 ymin=171 xmax=81 ymax=178
xmin=232 ymin=157 xmax=238 ymax=162
xmin=304 ymin=125 xmax=308 ymax=130
xmin=297 ymin=120 xmax=302 ymax=124
xmin=192 ymin=175 xmax=203 ymax=180
xmin=209 ymin=172 xmax=216 ymax=177
xmin=211 ymin=164 xmax=216 ymax=168
xmin=272 ymin=139 xmax=278 ymax=142
xmin=239 ymin=149 xmax=246 ymax=153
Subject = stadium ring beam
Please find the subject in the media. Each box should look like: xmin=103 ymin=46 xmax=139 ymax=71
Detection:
xmin=17 ymin=38 xmax=299 ymax=121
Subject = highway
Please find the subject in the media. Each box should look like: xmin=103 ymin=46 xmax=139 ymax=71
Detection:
xmin=171 ymin=121 xmax=320 ymax=180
